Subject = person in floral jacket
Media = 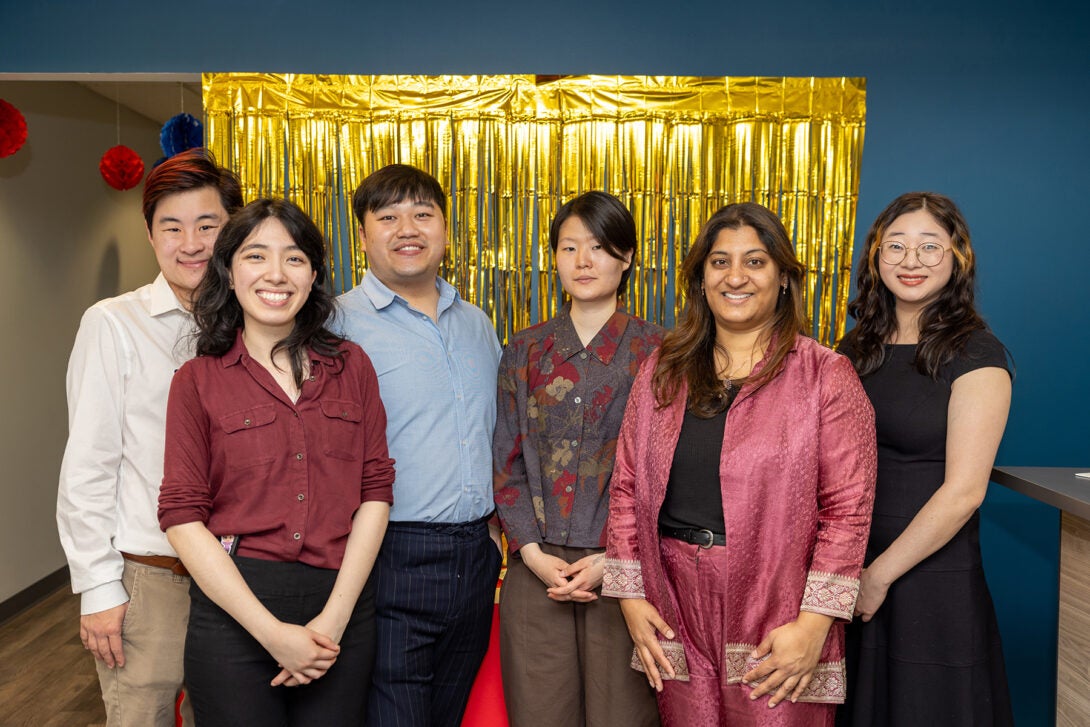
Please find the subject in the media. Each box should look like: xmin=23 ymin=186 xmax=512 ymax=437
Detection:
xmin=494 ymin=192 xmax=664 ymax=727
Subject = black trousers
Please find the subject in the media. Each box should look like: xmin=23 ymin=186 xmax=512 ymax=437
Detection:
xmin=185 ymin=556 xmax=376 ymax=727
xmin=367 ymin=517 xmax=502 ymax=727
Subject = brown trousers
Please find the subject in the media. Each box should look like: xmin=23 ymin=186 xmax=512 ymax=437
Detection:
xmin=499 ymin=543 xmax=660 ymax=727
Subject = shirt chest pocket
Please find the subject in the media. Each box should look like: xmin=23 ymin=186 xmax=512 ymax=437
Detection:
xmin=218 ymin=404 xmax=279 ymax=470
xmin=319 ymin=399 xmax=363 ymax=461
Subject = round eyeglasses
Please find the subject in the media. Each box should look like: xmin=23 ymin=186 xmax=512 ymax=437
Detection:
xmin=879 ymin=241 xmax=948 ymax=267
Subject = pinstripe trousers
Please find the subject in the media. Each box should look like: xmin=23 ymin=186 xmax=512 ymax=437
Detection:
xmin=367 ymin=517 xmax=502 ymax=727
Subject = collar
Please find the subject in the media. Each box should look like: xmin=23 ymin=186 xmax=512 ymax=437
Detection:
xmin=219 ymin=329 xmax=341 ymax=370
xmin=149 ymin=273 xmax=189 ymax=317
xmin=552 ymin=304 xmax=631 ymax=365
xmin=359 ymin=271 xmax=459 ymax=316
xmin=221 ymin=330 xmax=250 ymax=367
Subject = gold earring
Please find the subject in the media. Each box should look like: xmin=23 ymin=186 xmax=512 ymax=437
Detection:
xmin=781 ymin=281 xmax=787 ymax=295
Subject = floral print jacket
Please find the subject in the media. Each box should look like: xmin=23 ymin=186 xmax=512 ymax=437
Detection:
xmin=493 ymin=307 xmax=663 ymax=552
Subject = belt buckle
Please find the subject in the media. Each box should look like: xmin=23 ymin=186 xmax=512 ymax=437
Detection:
xmin=695 ymin=529 xmax=715 ymax=549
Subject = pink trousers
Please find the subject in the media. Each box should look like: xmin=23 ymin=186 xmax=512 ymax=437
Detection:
xmin=656 ymin=536 xmax=834 ymax=727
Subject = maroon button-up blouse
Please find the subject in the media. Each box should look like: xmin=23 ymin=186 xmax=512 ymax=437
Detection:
xmin=159 ymin=332 xmax=394 ymax=569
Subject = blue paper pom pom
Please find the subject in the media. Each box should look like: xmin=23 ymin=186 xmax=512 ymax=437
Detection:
xmin=160 ymin=113 xmax=204 ymax=157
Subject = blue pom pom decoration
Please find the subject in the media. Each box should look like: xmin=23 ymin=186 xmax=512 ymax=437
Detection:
xmin=160 ymin=113 xmax=204 ymax=157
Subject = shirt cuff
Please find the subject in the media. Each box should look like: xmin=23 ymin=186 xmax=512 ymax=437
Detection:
xmin=601 ymin=557 xmax=645 ymax=599
xmin=79 ymin=580 xmax=130 ymax=615
xmin=800 ymin=570 xmax=859 ymax=621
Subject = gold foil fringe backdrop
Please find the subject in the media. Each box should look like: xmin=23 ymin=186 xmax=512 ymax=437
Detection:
xmin=203 ymin=74 xmax=865 ymax=345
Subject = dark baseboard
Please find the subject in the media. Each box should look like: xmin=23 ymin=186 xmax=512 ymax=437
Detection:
xmin=0 ymin=566 xmax=70 ymax=625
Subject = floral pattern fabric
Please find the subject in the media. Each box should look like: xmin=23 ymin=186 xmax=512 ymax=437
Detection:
xmin=493 ymin=307 xmax=663 ymax=552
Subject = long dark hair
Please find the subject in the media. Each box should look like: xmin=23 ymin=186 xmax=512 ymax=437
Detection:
xmin=549 ymin=191 xmax=637 ymax=295
xmin=652 ymin=203 xmax=807 ymax=417
xmin=192 ymin=198 xmax=344 ymax=384
xmin=840 ymin=192 xmax=984 ymax=378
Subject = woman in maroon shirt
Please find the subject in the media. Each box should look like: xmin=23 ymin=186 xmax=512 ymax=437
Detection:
xmin=158 ymin=198 xmax=394 ymax=726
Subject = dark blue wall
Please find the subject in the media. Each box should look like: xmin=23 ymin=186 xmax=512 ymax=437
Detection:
xmin=4 ymin=2 xmax=1088 ymax=723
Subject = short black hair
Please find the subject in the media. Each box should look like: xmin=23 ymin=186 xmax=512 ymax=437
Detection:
xmin=351 ymin=164 xmax=446 ymax=224
xmin=550 ymin=191 xmax=638 ymax=294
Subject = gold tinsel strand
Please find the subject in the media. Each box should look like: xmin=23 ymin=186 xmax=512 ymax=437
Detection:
xmin=204 ymin=73 xmax=865 ymax=345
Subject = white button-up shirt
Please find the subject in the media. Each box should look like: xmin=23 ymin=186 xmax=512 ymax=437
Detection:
xmin=57 ymin=274 xmax=194 ymax=615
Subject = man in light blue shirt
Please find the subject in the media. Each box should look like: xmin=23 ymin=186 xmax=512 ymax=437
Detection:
xmin=337 ymin=164 xmax=502 ymax=727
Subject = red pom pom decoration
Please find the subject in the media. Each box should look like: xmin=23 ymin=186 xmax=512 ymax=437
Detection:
xmin=99 ymin=145 xmax=145 ymax=190
xmin=0 ymin=99 xmax=29 ymax=158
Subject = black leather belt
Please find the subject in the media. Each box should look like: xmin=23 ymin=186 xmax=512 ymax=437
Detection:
xmin=659 ymin=525 xmax=725 ymax=549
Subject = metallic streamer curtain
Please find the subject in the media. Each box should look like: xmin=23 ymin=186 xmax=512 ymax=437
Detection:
xmin=203 ymin=73 xmax=865 ymax=345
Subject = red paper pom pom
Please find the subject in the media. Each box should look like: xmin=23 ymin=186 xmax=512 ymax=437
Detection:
xmin=0 ymin=99 xmax=29 ymax=158
xmin=99 ymin=145 xmax=145 ymax=190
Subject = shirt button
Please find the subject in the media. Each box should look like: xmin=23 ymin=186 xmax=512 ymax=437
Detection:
xmin=565 ymin=485 xmax=573 ymax=493
xmin=243 ymin=418 xmax=252 ymax=426
xmin=308 ymin=375 xmax=316 ymax=382
xmin=293 ymin=532 xmax=301 ymax=540
xmin=560 ymin=530 xmax=568 ymax=537
xmin=573 ymin=396 xmax=581 ymax=404
xmin=297 ymin=493 xmax=305 ymax=501
xmin=341 ymin=411 xmax=349 ymax=418
xmin=571 ymin=440 xmax=579 ymax=447
xmin=296 ymin=453 xmax=304 ymax=460
xmin=579 ymin=352 xmax=588 ymax=359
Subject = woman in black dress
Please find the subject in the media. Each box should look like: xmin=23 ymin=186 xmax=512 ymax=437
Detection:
xmin=837 ymin=192 xmax=1013 ymax=726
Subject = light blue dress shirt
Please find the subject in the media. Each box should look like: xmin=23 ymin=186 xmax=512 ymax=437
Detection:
xmin=336 ymin=273 xmax=501 ymax=523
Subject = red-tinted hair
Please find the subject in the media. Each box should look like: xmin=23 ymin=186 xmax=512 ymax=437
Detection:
xmin=142 ymin=148 xmax=243 ymax=228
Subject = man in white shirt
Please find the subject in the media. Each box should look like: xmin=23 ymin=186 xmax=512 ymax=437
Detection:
xmin=57 ymin=148 xmax=243 ymax=727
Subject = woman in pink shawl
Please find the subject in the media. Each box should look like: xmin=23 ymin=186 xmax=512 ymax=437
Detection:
xmin=602 ymin=203 xmax=877 ymax=726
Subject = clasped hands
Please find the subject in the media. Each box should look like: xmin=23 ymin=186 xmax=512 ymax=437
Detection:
xmin=267 ymin=610 xmax=347 ymax=688
xmin=519 ymin=543 xmax=603 ymax=603
xmin=619 ymin=597 xmax=832 ymax=708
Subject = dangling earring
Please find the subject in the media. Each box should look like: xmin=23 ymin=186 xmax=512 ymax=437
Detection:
xmin=781 ymin=281 xmax=788 ymax=295
xmin=701 ymin=282 xmax=706 ymax=296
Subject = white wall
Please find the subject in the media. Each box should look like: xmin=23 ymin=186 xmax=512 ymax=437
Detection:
xmin=0 ymin=82 xmax=164 ymax=602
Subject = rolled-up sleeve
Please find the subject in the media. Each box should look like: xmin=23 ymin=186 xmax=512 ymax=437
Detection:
xmin=357 ymin=351 xmax=395 ymax=504
xmin=158 ymin=363 xmax=213 ymax=530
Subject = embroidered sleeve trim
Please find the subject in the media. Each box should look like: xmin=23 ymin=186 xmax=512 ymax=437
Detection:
xmin=629 ymin=639 xmax=689 ymax=682
xmin=723 ymin=645 xmax=846 ymax=703
xmin=601 ymin=558 xmax=644 ymax=598
xmin=801 ymin=570 xmax=859 ymax=621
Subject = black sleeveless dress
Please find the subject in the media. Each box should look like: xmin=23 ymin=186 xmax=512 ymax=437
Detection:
xmin=837 ymin=330 xmax=1014 ymax=726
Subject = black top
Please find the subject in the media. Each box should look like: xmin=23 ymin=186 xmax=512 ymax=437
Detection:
xmin=658 ymin=388 xmax=738 ymax=533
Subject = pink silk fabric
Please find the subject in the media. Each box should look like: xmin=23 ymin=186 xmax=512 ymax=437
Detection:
xmin=603 ymin=334 xmax=877 ymax=705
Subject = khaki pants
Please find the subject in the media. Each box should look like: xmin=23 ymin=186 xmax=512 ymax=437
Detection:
xmin=94 ymin=560 xmax=194 ymax=727
xmin=499 ymin=543 xmax=660 ymax=727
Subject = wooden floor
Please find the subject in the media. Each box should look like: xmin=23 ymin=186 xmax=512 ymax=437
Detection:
xmin=0 ymin=586 xmax=106 ymax=727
